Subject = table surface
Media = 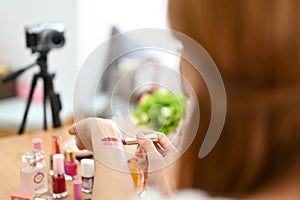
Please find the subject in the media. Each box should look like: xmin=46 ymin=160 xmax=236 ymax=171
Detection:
xmin=0 ymin=127 xmax=93 ymax=200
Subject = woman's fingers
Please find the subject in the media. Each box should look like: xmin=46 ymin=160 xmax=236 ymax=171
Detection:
xmin=67 ymin=124 xmax=77 ymax=135
xmin=157 ymin=132 xmax=172 ymax=149
xmin=137 ymin=134 xmax=157 ymax=153
xmin=67 ymin=122 xmax=86 ymax=150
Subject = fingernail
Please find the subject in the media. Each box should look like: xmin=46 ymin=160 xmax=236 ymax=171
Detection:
xmin=157 ymin=132 xmax=163 ymax=139
xmin=136 ymin=132 xmax=145 ymax=139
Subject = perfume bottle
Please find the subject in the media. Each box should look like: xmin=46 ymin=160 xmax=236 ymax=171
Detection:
xmin=52 ymin=154 xmax=68 ymax=198
xmin=20 ymin=150 xmax=48 ymax=194
xmin=81 ymin=158 xmax=94 ymax=193
xmin=64 ymin=148 xmax=78 ymax=180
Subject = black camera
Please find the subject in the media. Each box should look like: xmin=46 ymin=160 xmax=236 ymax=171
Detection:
xmin=25 ymin=22 xmax=65 ymax=52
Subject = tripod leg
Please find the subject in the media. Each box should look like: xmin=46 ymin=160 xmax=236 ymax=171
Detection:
xmin=18 ymin=74 xmax=39 ymax=134
xmin=43 ymin=77 xmax=48 ymax=130
xmin=44 ymin=74 xmax=62 ymax=128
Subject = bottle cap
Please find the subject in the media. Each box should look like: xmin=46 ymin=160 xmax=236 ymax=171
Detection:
xmin=22 ymin=150 xmax=44 ymax=167
xmin=32 ymin=138 xmax=43 ymax=151
xmin=73 ymin=179 xmax=82 ymax=200
xmin=53 ymin=154 xmax=65 ymax=173
xmin=65 ymin=148 xmax=76 ymax=163
xmin=81 ymin=159 xmax=94 ymax=178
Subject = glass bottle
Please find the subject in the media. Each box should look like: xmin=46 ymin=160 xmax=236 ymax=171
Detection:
xmin=64 ymin=148 xmax=78 ymax=180
xmin=52 ymin=154 xmax=68 ymax=198
xmin=20 ymin=150 xmax=48 ymax=194
xmin=81 ymin=158 xmax=94 ymax=193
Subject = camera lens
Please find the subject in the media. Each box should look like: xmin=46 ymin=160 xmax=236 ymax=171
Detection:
xmin=47 ymin=31 xmax=65 ymax=49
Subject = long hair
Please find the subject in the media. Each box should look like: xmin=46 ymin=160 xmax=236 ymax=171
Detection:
xmin=168 ymin=0 xmax=300 ymax=197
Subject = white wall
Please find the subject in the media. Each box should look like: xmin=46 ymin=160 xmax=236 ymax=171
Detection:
xmin=76 ymin=0 xmax=168 ymax=68
xmin=0 ymin=0 xmax=78 ymax=102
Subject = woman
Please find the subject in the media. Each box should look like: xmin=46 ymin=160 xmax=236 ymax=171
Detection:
xmin=69 ymin=0 xmax=300 ymax=199
xmin=141 ymin=0 xmax=300 ymax=199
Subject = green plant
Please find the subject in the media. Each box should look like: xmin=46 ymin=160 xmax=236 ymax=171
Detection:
xmin=132 ymin=89 xmax=187 ymax=135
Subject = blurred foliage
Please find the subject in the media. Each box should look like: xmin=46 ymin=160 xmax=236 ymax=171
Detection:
xmin=132 ymin=89 xmax=187 ymax=135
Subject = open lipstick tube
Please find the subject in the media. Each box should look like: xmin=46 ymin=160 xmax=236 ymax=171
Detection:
xmin=121 ymin=133 xmax=158 ymax=145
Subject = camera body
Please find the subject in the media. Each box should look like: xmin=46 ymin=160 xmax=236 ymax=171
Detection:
xmin=25 ymin=22 xmax=65 ymax=52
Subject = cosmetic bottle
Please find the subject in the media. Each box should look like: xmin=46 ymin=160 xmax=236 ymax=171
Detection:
xmin=52 ymin=154 xmax=68 ymax=198
xmin=81 ymin=158 xmax=94 ymax=193
xmin=73 ymin=179 xmax=83 ymax=200
xmin=64 ymin=148 xmax=78 ymax=180
xmin=50 ymin=136 xmax=63 ymax=175
xmin=20 ymin=150 xmax=48 ymax=194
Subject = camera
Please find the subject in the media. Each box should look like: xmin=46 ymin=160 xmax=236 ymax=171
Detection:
xmin=25 ymin=22 xmax=65 ymax=52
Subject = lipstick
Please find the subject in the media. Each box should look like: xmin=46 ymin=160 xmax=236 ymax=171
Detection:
xmin=121 ymin=134 xmax=158 ymax=145
xmin=50 ymin=136 xmax=63 ymax=175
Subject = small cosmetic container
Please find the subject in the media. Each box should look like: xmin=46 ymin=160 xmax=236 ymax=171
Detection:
xmin=81 ymin=159 xmax=94 ymax=193
xmin=11 ymin=190 xmax=35 ymax=200
xmin=73 ymin=179 xmax=83 ymax=200
xmin=20 ymin=150 xmax=48 ymax=194
xmin=64 ymin=148 xmax=78 ymax=180
xmin=50 ymin=136 xmax=63 ymax=175
xmin=51 ymin=154 xmax=68 ymax=198
xmin=10 ymin=190 xmax=52 ymax=200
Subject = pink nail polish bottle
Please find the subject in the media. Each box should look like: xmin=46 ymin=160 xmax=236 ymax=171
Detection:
xmin=52 ymin=154 xmax=68 ymax=198
xmin=64 ymin=148 xmax=78 ymax=180
xmin=73 ymin=179 xmax=82 ymax=200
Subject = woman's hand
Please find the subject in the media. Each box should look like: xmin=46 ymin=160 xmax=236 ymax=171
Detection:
xmin=136 ymin=131 xmax=179 ymax=194
xmin=68 ymin=121 xmax=86 ymax=150
xmin=69 ymin=117 xmax=137 ymax=200
xmin=67 ymin=117 xmax=123 ymax=151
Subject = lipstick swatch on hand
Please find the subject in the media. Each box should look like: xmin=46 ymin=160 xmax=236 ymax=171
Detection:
xmin=101 ymin=137 xmax=123 ymax=147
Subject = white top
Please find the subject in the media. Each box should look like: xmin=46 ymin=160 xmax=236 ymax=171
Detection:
xmin=135 ymin=188 xmax=231 ymax=200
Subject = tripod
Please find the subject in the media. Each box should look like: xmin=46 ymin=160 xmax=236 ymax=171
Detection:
xmin=0 ymin=50 xmax=62 ymax=134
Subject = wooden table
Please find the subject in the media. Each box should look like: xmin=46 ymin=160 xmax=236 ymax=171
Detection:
xmin=0 ymin=127 xmax=92 ymax=200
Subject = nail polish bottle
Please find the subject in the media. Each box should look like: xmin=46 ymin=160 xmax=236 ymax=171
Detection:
xmin=52 ymin=154 xmax=68 ymax=198
xmin=73 ymin=179 xmax=82 ymax=200
xmin=81 ymin=159 xmax=94 ymax=193
xmin=64 ymin=148 xmax=78 ymax=180
xmin=20 ymin=150 xmax=48 ymax=194
xmin=50 ymin=136 xmax=63 ymax=175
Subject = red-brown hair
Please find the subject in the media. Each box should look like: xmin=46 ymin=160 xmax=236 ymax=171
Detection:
xmin=168 ymin=0 xmax=300 ymax=197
